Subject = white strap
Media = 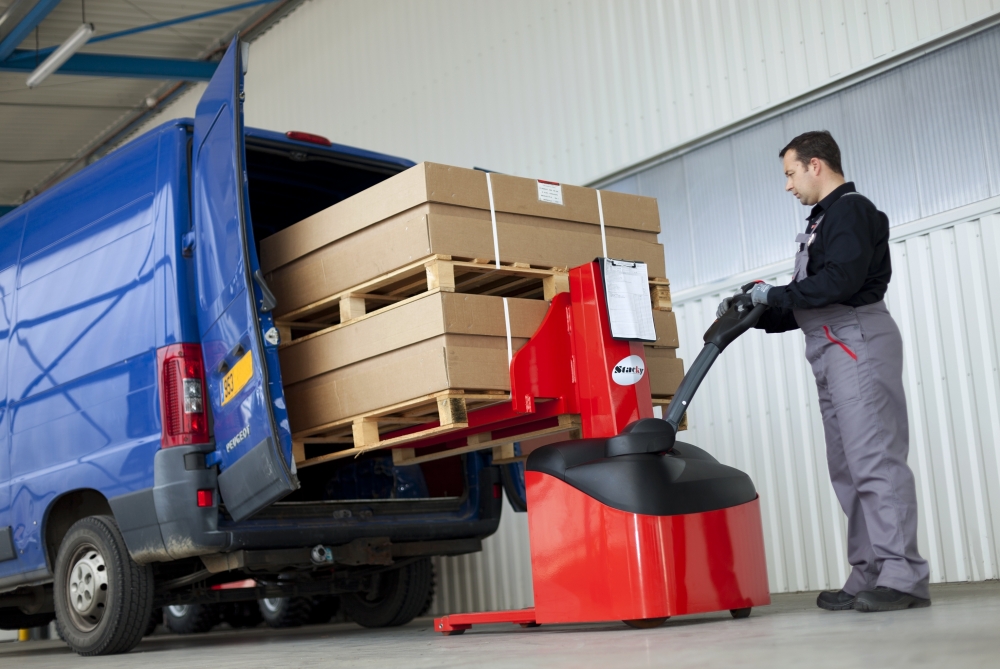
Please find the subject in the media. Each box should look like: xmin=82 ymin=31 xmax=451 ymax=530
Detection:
xmin=596 ymin=189 xmax=608 ymax=258
xmin=485 ymin=172 xmax=501 ymax=269
xmin=502 ymin=297 xmax=513 ymax=367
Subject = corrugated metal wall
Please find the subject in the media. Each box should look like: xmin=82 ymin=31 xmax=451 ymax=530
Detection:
xmin=132 ymin=0 xmax=1000 ymax=188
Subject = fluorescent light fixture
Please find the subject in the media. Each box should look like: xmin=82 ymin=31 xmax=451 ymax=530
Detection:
xmin=26 ymin=22 xmax=94 ymax=88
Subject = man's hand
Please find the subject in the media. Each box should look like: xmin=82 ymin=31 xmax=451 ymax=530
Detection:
xmin=749 ymin=282 xmax=773 ymax=306
xmin=716 ymin=289 xmax=741 ymax=318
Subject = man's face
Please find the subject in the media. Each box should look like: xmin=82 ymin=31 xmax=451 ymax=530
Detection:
xmin=783 ymin=150 xmax=821 ymax=205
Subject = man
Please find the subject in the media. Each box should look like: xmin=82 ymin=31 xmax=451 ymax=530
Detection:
xmin=717 ymin=131 xmax=930 ymax=612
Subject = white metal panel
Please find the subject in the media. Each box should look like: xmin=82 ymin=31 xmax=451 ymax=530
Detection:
xmin=219 ymin=0 xmax=1000 ymax=189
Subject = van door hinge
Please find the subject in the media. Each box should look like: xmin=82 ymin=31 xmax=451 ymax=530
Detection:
xmin=182 ymin=231 xmax=196 ymax=258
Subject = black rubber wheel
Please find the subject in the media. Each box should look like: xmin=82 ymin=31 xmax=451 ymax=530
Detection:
xmin=163 ymin=604 xmax=219 ymax=634
xmin=306 ymin=596 xmax=339 ymax=625
xmin=0 ymin=609 xmax=55 ymax=630
xmin=730 ymin=607 xmax=752 ymax=619
xmin=342 ymin=558 xmax=433 ymax=628
xmin=220 ymin=602 xmax=263 ymax=629
xmin=53 ymin=515 xmax=154 ymax=656
xmin=623 ymin=617 xmax=668 ymax=629
xmin=259 ymin=597 xmax=313 ymax=628
xmin=417 ymin=561 xmax=436 ymax=617
xmin=144 ymin=609 xmax=161 ymax=636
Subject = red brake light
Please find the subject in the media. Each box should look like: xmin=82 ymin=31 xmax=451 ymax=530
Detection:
xmin=157 ymin=343 xmax=209 ymax=448
xmin=197 ymin=489 xmax=214 ymax=507
xmin=285 ymin=130 xmax=332 ymax=146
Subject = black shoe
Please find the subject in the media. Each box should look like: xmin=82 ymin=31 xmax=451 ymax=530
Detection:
xmin=816 ymin=590 xmax=856 ymax=611
xmin=854 ymin=587 xmax=931 ymax=612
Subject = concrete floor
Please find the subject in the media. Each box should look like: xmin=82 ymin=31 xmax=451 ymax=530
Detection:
xmin=4 ymin=581 xmax=1000 ymax=668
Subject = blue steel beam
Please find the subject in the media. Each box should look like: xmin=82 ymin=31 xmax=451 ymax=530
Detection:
xmin=0 ymin=0 xmax=61 ymax=61
xmin=4 ymin=0 xmax=277 ymax=62
xmin=0 ymin=49 xmax=217 ymax=80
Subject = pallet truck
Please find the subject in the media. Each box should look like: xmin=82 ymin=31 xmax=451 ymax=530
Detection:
xmin=431 ymin=262 xmax=771 ymax=633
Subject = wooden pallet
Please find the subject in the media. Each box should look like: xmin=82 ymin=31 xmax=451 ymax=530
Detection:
xmin=275 ymin=255 xmax=572 ymax=344
xmin=650 ymin=278 xmax=672 ymax=311
xmin=294 ymin=389 xmax=511 ymax=469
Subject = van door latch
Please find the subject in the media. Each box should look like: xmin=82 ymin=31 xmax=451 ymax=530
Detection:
xmin=253 ymin=270 xmax=277 ymax=313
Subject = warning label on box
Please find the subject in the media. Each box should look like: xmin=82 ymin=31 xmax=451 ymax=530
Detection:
xmin=537 ymin=180 xmax=563 ymax=205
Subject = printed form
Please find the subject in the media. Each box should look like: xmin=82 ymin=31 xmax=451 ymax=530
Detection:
xmin=602 ymin=258 xmax=657 ymax=341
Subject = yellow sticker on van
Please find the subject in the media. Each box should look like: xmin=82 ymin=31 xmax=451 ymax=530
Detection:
xmin=222 ymin=350 xmax=253 ymax=406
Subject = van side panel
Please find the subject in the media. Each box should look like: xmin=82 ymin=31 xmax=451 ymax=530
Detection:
xmin=0 ymin=214 xmax=26 ymax=584
xmin=6 ymin=136 xmax=162 ymax=577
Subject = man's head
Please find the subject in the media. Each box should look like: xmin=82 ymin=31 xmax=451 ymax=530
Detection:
xmin=780 ymin=130 xmax=845 ymax=206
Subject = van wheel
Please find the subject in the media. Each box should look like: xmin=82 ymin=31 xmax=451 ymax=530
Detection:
xmin=164 ymin=604 xmax=219 ymax=634
xmin=259 ymin=597 xmax=312 ymax=628
xmin=144 ymin=609 xmax=161 ymax=636
xmin=53 ymin=515 xmax=154 ymax=656
xmin=342 ymin=558 xmax=433 ymax=628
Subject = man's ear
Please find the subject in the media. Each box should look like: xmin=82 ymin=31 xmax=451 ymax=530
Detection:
xmin=809 ymin=157 xmax=823 ymax=175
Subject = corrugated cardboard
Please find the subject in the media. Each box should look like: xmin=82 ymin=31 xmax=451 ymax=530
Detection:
xmin=279 ymin=291 xmax=549 ymax=387
xmin=261 ymin=162 xmax=660 ymax=273
xmin=649 ymin=310 xmax=679 ymax=348
xmin=284 ymin=335 xmax=523 ymax=433
xmin=267 ymin=211 xmax=665 ymax=318
xmin=646 ymin=349 xmax=685 ymax=397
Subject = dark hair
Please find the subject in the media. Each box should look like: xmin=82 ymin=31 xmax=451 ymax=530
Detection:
xmin=779 ymin=130 xmax=843 ymax=175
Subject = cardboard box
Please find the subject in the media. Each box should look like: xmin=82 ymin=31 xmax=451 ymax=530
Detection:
xmin=261 ymin=162 xmax=661 ymax=274
xmin=284 ymin=335 xmax=522 ymax=434
xmin=266 ymin=211 xmax=665 ymax=318
xmin=279 ymin=291 xmax=549 ymax=387
xmin=649 ymin=310 xmax=679 ymax=348
xmin=646 ymin=348 xmax=685 ymax=397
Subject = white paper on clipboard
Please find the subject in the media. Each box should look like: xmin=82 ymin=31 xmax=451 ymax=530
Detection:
xmin=602 ymin=258 xmax=657 ymax=341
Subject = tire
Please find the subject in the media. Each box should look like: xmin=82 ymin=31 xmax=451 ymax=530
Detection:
xmin=259 ymin=596 xmax=313 ymax=628
xmin=306 ymin=596 xmax=339 ymax=625
xmin=144 ymin=609 xmax=161 ymax=636
xmin=163 ymin=604 xmax=220 ymax=634
xmin=0 ymin=608 xmax=55 ymax=630
xmin=220 ymin=602 xmax=263 ymax=629
xmin=53 ymin=515 xmax=154 ymax=656
xmin=341 ymin=558 xmax=433 ymax=628
xmin=730 ymin=607 xmax=752 ymax=619
xmin=417 ymin=561 xmax=436 ymax=617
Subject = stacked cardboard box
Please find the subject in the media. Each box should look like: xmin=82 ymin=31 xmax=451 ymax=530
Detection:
xmin=260 ymin=162 xmax=684 ymax=451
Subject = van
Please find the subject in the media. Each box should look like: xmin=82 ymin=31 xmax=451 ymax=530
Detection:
xmin=0 ymin=40 xmax=505 ymax=655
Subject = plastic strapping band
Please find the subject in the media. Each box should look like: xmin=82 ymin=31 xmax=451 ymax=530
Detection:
xmin=486 ymin=172 xmax=501 ymax=269
xmin=502 ymin=297 xmax=513 ymax=367
xmin=596 ymin=189 xmax=608 ymax=258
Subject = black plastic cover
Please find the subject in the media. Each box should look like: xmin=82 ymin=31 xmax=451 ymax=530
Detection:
xmin=526 ymin=438 xmax=757 ymax=517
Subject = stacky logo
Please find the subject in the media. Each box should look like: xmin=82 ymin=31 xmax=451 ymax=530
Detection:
xmin=612 ymin=355 xmax=645 ymax=386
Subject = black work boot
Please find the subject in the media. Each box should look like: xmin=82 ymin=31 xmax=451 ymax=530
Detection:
xmin=854 ymin=587 xmax=931 ymax=612
xmin=816 ymin=590 xmax=856 ymax=611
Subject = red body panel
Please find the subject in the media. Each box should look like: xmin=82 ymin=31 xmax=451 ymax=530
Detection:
xmin=526 ymin=471 xmax=770 ymax=623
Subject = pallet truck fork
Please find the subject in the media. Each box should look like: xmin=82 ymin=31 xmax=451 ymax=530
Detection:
xmin=433 ymin=264 xmax=771 ymax=634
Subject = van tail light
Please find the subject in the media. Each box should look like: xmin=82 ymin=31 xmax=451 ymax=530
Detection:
xmin=157 ymin=343 xmax=209 ymax=448
xmin=285 ymin=130 xmax=332 ymax=146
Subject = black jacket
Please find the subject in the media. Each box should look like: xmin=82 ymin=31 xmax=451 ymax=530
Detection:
xmin=756 ymin=182 xmax=891 ymax=333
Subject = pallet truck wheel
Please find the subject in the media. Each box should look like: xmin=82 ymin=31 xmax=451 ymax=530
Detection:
xmin=442 ymin=629 xmax=466 ymax=635
xmin=623 ymin=617 xmax=668 ymax=629
xmin=519 ymin=622 xmax=541 ymax=628
xmin=730 ymin=607 xmax=752 ymax=619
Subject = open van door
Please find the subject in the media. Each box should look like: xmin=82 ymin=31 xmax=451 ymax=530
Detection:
xmin=191 ymin=38 xmax=297 ymax=521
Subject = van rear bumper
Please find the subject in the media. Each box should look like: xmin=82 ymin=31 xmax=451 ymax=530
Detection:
xmin=111 ymin=446 xmax=503 ymax=564
xmin=110 ymin=443 xmax=229 ymax=564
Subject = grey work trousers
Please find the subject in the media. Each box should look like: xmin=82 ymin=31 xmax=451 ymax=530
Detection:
xmin=793 ymin=301 xmax=930 ymax=599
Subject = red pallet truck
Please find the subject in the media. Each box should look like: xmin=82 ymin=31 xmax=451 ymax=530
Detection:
xmin=431 ymin=260 xmax=771 ymax=633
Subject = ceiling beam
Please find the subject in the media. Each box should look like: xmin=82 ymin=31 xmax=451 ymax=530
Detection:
xmin=0 ymin=0 xmax=61 ymax=61
xmin=0 ymin=49 xmax=217 ymax=80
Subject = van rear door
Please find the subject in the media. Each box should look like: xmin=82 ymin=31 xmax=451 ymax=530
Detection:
xmin=191 ymin=38 xmax=297 ymax=521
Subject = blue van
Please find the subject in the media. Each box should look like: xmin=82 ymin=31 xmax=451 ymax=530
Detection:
xmin=0 ymin=40 xmax=504 ymax=655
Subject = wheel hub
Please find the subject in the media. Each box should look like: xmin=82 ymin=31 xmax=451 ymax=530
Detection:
xmin=66 ymin=545 xmax=108 ymax=632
